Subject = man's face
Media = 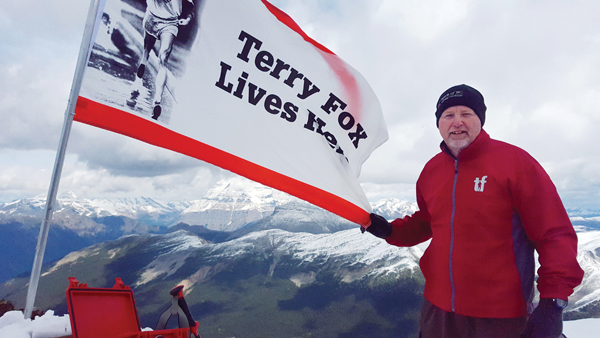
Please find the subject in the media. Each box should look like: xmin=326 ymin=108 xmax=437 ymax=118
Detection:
xmin=438 ymin=105 xmax=482 ymax=157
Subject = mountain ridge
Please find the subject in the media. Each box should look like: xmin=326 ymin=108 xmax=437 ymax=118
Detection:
xmin=0 ymin=178 xmax=419 ymax=283
xmin=2 ymin=226 xmax=599 ymax=335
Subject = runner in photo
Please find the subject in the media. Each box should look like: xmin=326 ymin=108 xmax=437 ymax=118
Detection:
xmin=134 ymin=0 xmax=195 ymax=119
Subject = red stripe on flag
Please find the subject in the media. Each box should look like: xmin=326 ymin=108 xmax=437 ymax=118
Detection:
xmin=261 ymin=0 xmax=363 ymax=120
xmin=261 ymin=0 xmax=334 ymax=55
xmin=74 ymin=97 xmax=370 ymax=226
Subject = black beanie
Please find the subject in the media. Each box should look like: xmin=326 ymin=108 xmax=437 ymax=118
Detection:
xmin=435 ymin=84 xmax=486 ymax=127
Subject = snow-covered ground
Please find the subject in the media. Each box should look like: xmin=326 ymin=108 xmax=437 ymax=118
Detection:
xmin=563 ymin=318 xmax=600 ymax=337
xmin=0 ymin=310 xmax=71 ymax=338
xmin=0 ymin=310 xmax=598 ymax=337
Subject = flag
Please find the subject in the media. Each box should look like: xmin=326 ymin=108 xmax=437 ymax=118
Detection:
xmin=73 ymin=0 xmax=388 ymax=226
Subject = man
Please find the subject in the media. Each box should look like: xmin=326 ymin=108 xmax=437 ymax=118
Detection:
xmin=363 ymin=84 xmax=583 ymax=338
xmin=137 ymin=0 xmax=195 ymax=120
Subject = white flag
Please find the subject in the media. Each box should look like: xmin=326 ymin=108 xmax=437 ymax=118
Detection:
xmin=74 ymin=0 xmax=388 ymax=225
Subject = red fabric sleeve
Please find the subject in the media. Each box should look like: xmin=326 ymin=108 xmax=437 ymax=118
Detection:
xmin=511 ymin=151 xmax=584 ymax=299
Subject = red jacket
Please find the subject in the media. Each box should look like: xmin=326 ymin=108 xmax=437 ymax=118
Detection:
xmin=386 ymin=130 xmax=583 ymax=318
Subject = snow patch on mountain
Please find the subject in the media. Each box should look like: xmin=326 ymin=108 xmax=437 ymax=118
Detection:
xmin=134 ymin=232 xmax=207 ymax=287
xmin=209 ymin=228 xmax=422 ymax=284
xmin=41 ymin=248 xmax=101 ymax=277
xmin=115 ymin=228 xmax=428 ymax=295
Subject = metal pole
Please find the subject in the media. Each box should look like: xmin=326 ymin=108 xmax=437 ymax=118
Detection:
xmin=24 ymin=0 xmax=104 ymax=319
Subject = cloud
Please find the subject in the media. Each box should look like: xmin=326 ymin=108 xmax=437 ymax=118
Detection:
xmin=1 ymin=0 xmax=599 ymax=210
xmin=0 ymin=147 xmax=228 ymax=202
xmin=271 ymin=0 xmax=600 ymax=209
xmin=67 ymin=124 xmax=211 ymax=177
xmin=0 ymin=1 xmax=85 ymax=151
xmin=0 ymin=150 xmax=55 ymax=202
xmin=375 ymin=0 xmax=469 ymax=42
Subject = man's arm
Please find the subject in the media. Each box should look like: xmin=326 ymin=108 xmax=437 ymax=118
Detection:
xmin=179 ymin=0 xmax=195 ymax=25
xmin=385 ymin=209 xmax=432 ymax=247
xmin=513 ymin=153 xmax=583 ymax=299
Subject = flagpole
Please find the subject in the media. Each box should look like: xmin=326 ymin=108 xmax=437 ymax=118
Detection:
xmin=23 ymin=0 xmax=103 ymax=320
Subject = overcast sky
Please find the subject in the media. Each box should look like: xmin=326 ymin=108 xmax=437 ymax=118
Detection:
xmin=1 ymin=0 xmax=599 ymax=210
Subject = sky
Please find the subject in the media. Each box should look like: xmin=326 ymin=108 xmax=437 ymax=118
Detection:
xmin=1 ymin=0 xmax=599 ymax=210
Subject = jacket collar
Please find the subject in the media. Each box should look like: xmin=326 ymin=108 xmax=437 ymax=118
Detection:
xmin=440 ymin=129 xmax=490 ymax=161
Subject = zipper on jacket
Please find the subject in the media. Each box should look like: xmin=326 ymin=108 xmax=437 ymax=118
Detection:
xmin=449 ymin=159 xmax=459 ymax=312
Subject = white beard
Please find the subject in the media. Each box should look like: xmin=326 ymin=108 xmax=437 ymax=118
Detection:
xmin=447 ymin=138 xmax=470 ymax=152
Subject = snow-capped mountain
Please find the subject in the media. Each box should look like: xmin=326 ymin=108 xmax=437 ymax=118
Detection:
xmin=0 ymin=178 xmax=298 ymax=233
xmin=371 ymin=198 xmax=418 ymax=220
xmin=571 ymin=216 xmax=600 ymax=232
xmin=228 ymin=201 xmax=356 ymax=239
xmin=3 ymin=177 xmax=598 ymax=324
xmin=567 ymin=208 xmax=600 ymax=218
xmin=0 ymin=178 xmax=415 ymax=283
xmin=5 ymin=224 xmax=598 ymax=335
xmin=0 ymin=192 xmax=189 ymax=283
xmin=176 ymin=178 xmax=295 ymax=231
xmin=0 ymin=191 xmax=188 ymax=233
xmin=0 ymin=178 xmax=421 ymax=235
xmin=2 ymin=194 xmax=600 ymax=335
xmin=564 ymin=229 xmax=600 ymax=319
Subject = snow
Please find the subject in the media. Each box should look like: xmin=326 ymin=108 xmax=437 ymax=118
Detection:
xmin=41 ymin=249 xmax=99 ymax=277
xmin=563 ymin=318 xmax=600 ymax=337
xmin=371 ymin=198 xmax=418 ymax=219
xmin=567 ymin=230 xmax=600 ymax=311
xmin=0 ymin=310 xmax=71 ymax=338
xmin=1 ymin=309 xmax=598 ymax=338
xmin=0 ymin=192 xmax=180 ymax=221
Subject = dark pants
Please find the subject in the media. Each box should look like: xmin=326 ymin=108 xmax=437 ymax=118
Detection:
xmin=419 ymin=299 xmax=527 ymax=338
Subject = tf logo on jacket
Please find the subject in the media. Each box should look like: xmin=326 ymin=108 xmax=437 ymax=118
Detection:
xmin=474 ymin=176 xmax=488 ymax=192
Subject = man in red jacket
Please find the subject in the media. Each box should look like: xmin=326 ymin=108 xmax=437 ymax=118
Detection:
xmin=363 ymin=84 xmax=584 ymax=338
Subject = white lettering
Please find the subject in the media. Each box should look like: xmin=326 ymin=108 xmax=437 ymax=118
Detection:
xmin=474 ymin=175 xmax=488 ymax=192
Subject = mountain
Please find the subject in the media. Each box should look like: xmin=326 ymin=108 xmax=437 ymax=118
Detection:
xmin=4 ymin=225 xmax=599 ymax=336
xmin=0 ymin=180 xmax=421 ymax=235
xmin=0 ymin=192 xmax=175 ymax=283
xmin=571 ymin=216 xmax=600 ymax=232
xmin=0 ymin=191 xmax=189 ymax=232
xmin=0 ymin=229 xmax=426 ymax=338
xmin=227 ymin=201 xmax=356 ymax=239
xmin=3 ymin=178 xmax=598 ymax=332
xmin=0 ymin=178 xmax=297 ymax=233
xmin=2 ymin=192 xmax=600 ymax=336
xmin=566 ymin=207 xmax=600 ymax=232
xmin=0 ymin=180 xmax=418 ymax=283
xmin=0 ymin=179 xmax=292 ymax=283
xmin=564 ymin=229 xmax=600 ymax=320
xmin=175 ymin=178 xmax=295 ymax=231
xmin=567 ymin=208 xmax=600 ymax=219
xmin=371 ymin=198 xmax=419 ymax=220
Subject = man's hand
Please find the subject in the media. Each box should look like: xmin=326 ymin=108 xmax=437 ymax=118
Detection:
xmin=178 ymin=15 xmax=192 ymax=26
xmin=362 ymin=213 xmax=392 ymax=239
xmin=520 ymin=298 xmax=564 ymax=338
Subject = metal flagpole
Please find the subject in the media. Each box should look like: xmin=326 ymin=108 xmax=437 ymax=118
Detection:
xmin=23 ymin=0 xmax=104 ymax=319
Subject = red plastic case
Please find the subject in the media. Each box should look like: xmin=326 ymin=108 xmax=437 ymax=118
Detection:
xmin=66 ymin=277 xmax=190 ymax=338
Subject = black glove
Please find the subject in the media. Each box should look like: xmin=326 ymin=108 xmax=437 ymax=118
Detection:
xmin=361 ymin=213 xmax=392 ymax=239
xmin=520 ymin=298 xmax=564 ymax=338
